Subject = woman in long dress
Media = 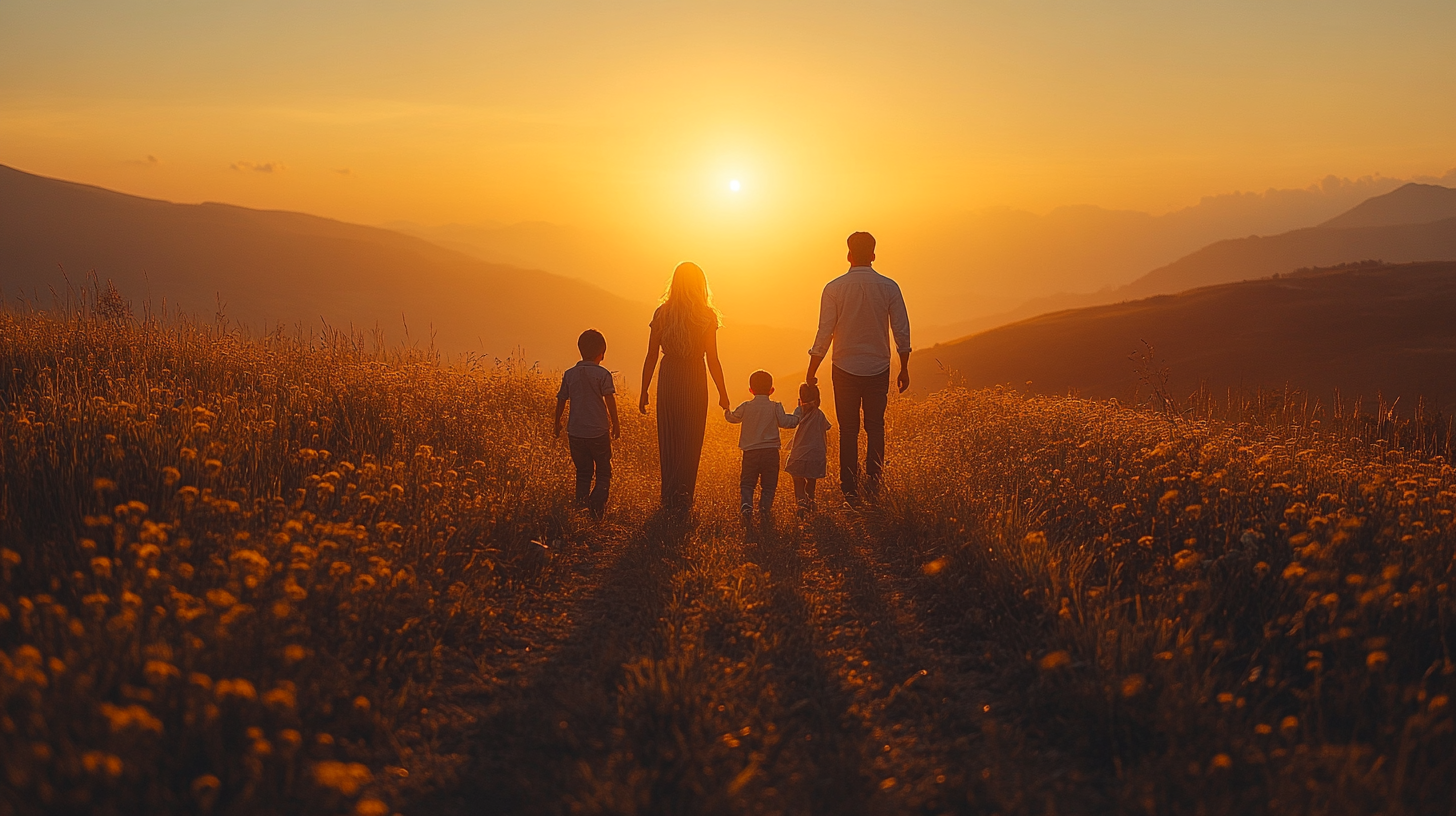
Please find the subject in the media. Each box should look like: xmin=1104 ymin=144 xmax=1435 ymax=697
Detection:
xmin=638 ymin=262 xmax=731 ymax=510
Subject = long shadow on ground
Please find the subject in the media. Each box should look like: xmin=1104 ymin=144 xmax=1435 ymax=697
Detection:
xmin=839 ymin=505 xmax=1108 ymax=815
xmin=559 ymin=510 xmax=875 ymax=815
xmin=427 ymin=508 xmax=691 ymax=815
xmin=722 ymin=521 xmax=881 ymax=814
xmin=794 ymin=511 xmax=1005 ymax=814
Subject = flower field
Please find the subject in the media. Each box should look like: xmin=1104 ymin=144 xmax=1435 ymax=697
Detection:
xmin=0 ymin=310 xmax=656 ymax=814
xmin=873 ymin=388 xmax=1456 ymax=812
xmin=2 ymin=307 xmax=1453 ymax=815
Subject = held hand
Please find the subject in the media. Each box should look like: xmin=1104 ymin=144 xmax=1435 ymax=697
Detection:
xmin=897 ymin=367 xmax=910 ymax=394
xmin=806 ymin=374 xmax=817 ymax=387
xmin=718 ymin=393 xmax=732 ymax=411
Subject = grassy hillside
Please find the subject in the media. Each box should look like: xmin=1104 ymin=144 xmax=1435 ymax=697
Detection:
xmin=1120 ymin=217 xmax=1456 ymax=302
xmin=0 ymin=308 xmax=666 ymax=813
xmin=928 ymin=183 xmax=1456 ymax=344
xmin=873 ymin=386 xmax=1456 ymax=813
xmin=914 ymin=261 xmax=1456 ymax=407
xmin=0 ymin=165 xmax=655 ymax=372
xmin=0 ymin=164 xmax=805 ymax=386
xmin=3 ymin=309 xmax=1454 ymax=814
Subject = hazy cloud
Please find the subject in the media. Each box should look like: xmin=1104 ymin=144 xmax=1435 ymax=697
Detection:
xmin=124 ymin=154 xmax=160 ymax=168
xmin=334 ymin=168 xmax=352 ymax=175
xmin=230 ymin=161 xmax=283 ymax=173
xmin=1413 ymin=167 xmax=1456 ymax=187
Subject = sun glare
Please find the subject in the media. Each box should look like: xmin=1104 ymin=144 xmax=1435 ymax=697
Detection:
xmin=729 ymin=179 xmax=741 ymax=192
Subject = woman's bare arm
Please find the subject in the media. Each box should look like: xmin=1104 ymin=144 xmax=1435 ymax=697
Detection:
xmin=639 ymin=322 xmax=662 ymax=414
xmin=705 ymin=327 xmax=731 ymax=411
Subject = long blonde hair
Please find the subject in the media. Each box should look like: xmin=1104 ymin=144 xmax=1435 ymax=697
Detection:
xmin=657 ymin=262 xmax=721 ymax=350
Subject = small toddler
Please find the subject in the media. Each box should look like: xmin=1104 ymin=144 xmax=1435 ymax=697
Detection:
xmin=785 ymin=382 xmax=831 ymax=516
xmin=554 ymin=329 xmax=620 ymax=519
xmin=725 ymin=369 xmax=801 ymax=527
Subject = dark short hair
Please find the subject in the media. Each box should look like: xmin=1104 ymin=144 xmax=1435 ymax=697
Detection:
xmin=749 ymin=369 xmax=773 ymax=393
xmin=847 ymin=231 xmax=876 ymax=263
xmin=577 ymin=328 xmax=606 ymax=359
xmin=799 ymin=382 xmax=820 ymax=403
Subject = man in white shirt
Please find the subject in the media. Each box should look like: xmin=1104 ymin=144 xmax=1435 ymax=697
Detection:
xmin=805 ymin=232 xmax=911 ymax=503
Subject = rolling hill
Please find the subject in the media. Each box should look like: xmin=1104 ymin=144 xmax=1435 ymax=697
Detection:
xmin=912 ymin=261 xmax=1456 ymax=407
xmin=1119 ymin=216 xmax=1456 ymax=302
xmin=928 ymin=183 xmax=1456 ymax=342
xmin=1319 ymin=182 xmax=1456 ymax=229
xmin=0 ymin=163 xmax=804 ymax=383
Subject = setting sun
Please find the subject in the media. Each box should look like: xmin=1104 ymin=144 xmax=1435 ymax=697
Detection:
xmin=729 ymin=179 xmax=742 ymax=193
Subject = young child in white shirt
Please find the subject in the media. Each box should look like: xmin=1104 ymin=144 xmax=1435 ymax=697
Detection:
xmin=785 ymin=382 xmax=831 ymax=516
xmin=725 ymin=370 xmax=800 ymax=528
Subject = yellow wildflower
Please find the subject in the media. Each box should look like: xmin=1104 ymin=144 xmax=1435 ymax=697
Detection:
xmin=206 ymin=589 xmax=237 ymax=609
xmin=1038 ymin=651 xmax=1072 ymax=671
xmin=313 ymin=761 xmax=373 ymax=796
xmin=99 ymin=703 xmax=163 ymax=733
xmin=356 ymin=799 xmax=390 ymax=816
xmin=144 ymin=660 xmax=180 ymax=686
xmin=215 ymin=678 xmax=258 ymax=702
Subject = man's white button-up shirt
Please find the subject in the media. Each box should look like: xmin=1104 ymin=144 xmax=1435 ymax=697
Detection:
xmin=809 ymin=266 xmax=912 ymax=377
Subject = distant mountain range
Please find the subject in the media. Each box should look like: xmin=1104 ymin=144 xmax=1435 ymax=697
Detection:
xmin=375 ymin=171 xmax=1456 ymax=335
xmin=0 ymin=164 xmax=805 ymax=384
xmin=913 ymin=261 xmax=1456 ymax=407
xmin=928 ymin=183 xmax=1456 ymax=341
xmin=1320 ymin=183 xmax=1456 ymax=229
xmin=384 ymin=220 xmax=666 ymax=305
xmin=907 ymin=172 xmax=1456 ymax=339
xmin=8 ymin=161 xmax=1456 ymax=406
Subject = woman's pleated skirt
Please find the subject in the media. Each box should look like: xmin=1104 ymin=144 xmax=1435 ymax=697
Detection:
xmin=656 ymin=353 xmax=708 ymax=509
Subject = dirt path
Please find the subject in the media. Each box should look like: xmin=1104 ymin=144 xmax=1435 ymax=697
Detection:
xmin=412 ymin=459 xmax=1080 ymax=815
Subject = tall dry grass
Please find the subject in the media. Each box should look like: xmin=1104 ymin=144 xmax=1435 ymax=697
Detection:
xmin=6 ymin=302 xmax=1456 ymax=814
xmin=0 ymin=308 xmax=655 ymax=814
xmin=875 ymin=386 xmax=1456 ymax=812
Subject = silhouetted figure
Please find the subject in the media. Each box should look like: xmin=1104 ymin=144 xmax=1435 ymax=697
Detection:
xmin=639 ymin=262 xmax=732 ymax=511
xmin=785 ymin=381 xmax=830 ymax=516
xmin=554 ymin=329 xmax=621 ymax=519
xmin=725 ymin=369 xmax=801 ymax=531
xmin=806 ymin=232 xmax=912 ymax=503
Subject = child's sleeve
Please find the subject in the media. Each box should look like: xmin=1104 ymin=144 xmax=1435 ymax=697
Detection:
xmin=725 ymin=402 xmax=744 ymax=424
xmin=600 ymin=370 xmax=616 ymax=396
xmin=556 ymin=373 xmax=570 ymax=403
xmin=778 ymin=404 xmax=801 ymax=428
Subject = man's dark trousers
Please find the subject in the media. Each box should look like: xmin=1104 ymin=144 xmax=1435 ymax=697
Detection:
xmin=568 ymin=434 xmax=612 ymax=515
xmin=832 ymin=365 xmax=889 ymax=498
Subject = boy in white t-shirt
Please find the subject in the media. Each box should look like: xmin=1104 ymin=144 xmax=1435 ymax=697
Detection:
xmin=554 ymin=329 xmax=620 ymax=519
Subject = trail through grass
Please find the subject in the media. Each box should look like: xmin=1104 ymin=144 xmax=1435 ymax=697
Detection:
xmin=420 ymin=443 xmax=1080 ymax=816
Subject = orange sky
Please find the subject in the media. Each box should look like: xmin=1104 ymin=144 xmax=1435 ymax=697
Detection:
xmin=3 ymin=0 xmax=1455 ymax=321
